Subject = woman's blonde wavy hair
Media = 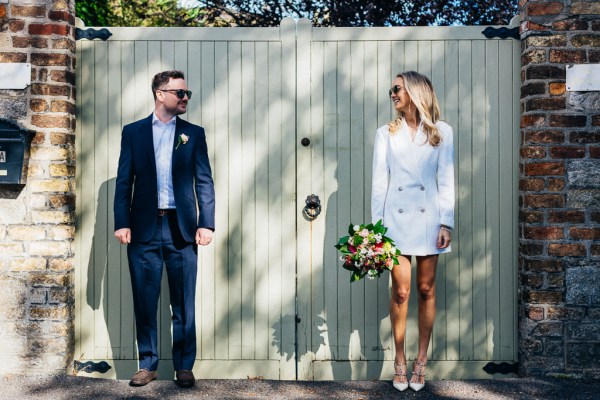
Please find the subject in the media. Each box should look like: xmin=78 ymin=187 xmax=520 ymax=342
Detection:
xmin=388 ymin=71 xmax=442 ymax=147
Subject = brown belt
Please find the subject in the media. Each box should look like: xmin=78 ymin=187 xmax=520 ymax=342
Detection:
xmin=158 ymin=209 xmax=175 ymax=216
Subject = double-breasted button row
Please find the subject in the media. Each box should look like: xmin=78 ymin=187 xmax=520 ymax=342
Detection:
xmin=398 ymin=208 xmax=426 ymax=213
xmin=398 ymin=186 xmax=425 ymax=191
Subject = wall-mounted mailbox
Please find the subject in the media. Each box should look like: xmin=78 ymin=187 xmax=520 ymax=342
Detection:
xmin=0 ymin=120 xmax=34 ymax=184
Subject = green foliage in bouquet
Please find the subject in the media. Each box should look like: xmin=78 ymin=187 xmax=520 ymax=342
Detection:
xmin=335 ymin=219 xmax=401 ymax=282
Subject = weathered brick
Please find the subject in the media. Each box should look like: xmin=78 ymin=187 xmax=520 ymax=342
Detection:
xmin=8 ymin=225 xmax=46 ymax=241
xmin=46 ymin=225 xmax=74 ymax=240
xmin=520 ymin=178 xmax=545 ymax=191
xmin=0 ymin=243 xmax=24 ymax=256
xmin=28 ymin=23 xmax=70 ymax=36
xmin=31 ymin=114 xmax=71 ymax=129
xmin=552 ymin=18 xmax=589 ymax=31
xmin=8 ymin=19 xmax=25 ymax=33
xmin=521 ymin=146 xmax=546 ymax=159
xmin=572 ymin=2 xmax=600 ymax=15
xmin=524 ymin=194 xmax=565 ymax=208
xmin=12 ymin=36 xmax=48 ymax=49
xmin=594 ymin=21 xmax=600 ymax=31
xmin=589 ymin=308 xmax=600 ymax=320
xmin=48 ymin=10 xmax=75 ymax=24
xmin=48 ymin=194 xmax=74 ymax=209
xmin=548 ymin=243 xmax=586 ymax=257
xmin=592 ymin=243 xmax=600 ymax=256
xmin=524 ymin=226 xmax=564 ymax=240
xmin=30 ymin=52 xmax=70 ymax=67
xmin=521 ymin=210 xmax=544 ymax=223
xmin=27 ymin=165 xmax=45 ymax=177
xmin=521 ymin=115 xmax=546 ymax=129
xmin=30 ymin=99 xmax=48 ymax=112
xmin=527 ymin=2 xmax=564 ymax=16
xmin=570 ymin=131 xmax=600 ymax=144
xmin=48 ymin=258 xmax=73 ymax=271
xmin=31 ymin=211 xmax=71 ymax=224
xmin=526 ymin=97 xmax=565 ymax=111
xmin=11 ymin=5 xmax=46 ymax=17
xmin=547 ymin=306 xmax=585 ymax=320
xmin=591 ymin=51 xmax=600 ymax=63
xmin=31 ymin=131 xmax=45 ymax=145
xmin=524 ymin=259 xmax=564 ymax=272
xmin=525 ymin=130 xmax=564 ymax=143
xmin=30 ymin=305 xmax=69 ymax=320
xmin=29 ymin=273 xmax=71 ymax=288
xmin=30 ymin=83 xmax=70 ymax=97
xmin=521 ymin=242 xmax=544 ymax=256
xmin=37 ymin=67 xmax=48 ymax=82
xmin=9 ymin=258 xmax=46 ymax=272
xmin=51 ymin=38 xmax=75 ymax=52
xmin=52 ymin=0 xmax=70 ymax=11
xmin=549 ymin=146 xmax=585 ymax=158
xmin=593 ymin=115 xmax=600 ymax=126
xmin=522 ymin=273 xmax=544 ymax=288
xmin=549 ymin=82 xmax=565 ymax=95
xmin=548 ymin=273 xmax=564 ymax=288
xmin=526 ymin=65 xmax=565 ymax=80
xmin=29 ymin=241 xmax=71 ymax=257
xmin=526 ymin=291 xmax=564 ymax=304
xmin=48 ymin=287 xmax=71 ymax=304
xmin=572 ymin=35 xmax=600 ymax=47
xmin=567 ymin=189 xmax=600 ymax=209
xmin=549 ymin=49 xmax=587 ymax=63
xmin=528 ymin=307 xmax=545 ymax=321
xmin=592 ymin=147 xmax=600 ymax=158
xmin=522 ymin=49 xmax=546 ymax=65
xmin=48 ymin=164 xmax=74 ymax=177
xmin=525 ymin=162 xmax=565 ymax=176
xmin=569 ymin=227 xmax=600 ymax=240
xmin=49 ymin=70 xmax=75 ymax=85
xmin=566 ymin=343 xmax=600 ymax=369
xmin=50 ymin=100 xmax=74 ymax=114
xmin=50 ymin=132 xmax=74 ymax=145
xmin=549 ymin=114 xmax=587 ymax=127
xmin=548 ymin=210 xmax=584 ymax=223
xmin=521 ymin=82 xmax=546 ymax=98
xmin=30 ymin=179 xmax=71 ymax=193
xmin=30 ymin=146 xmax=69 ymax=161
xmin=0 ymin=52 xmax=27 ymax=62
xmin=548 ymin=178 xmax=565 ymax=192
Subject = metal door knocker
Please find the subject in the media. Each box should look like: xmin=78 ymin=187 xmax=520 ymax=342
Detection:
xmin=303 ymin=194 xmax=321 ymax=220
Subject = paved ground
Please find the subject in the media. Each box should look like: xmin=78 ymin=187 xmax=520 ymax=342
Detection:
xmin=0 ymin=375 xmax=599 ymax=400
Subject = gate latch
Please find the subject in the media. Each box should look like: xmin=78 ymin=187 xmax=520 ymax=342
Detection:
xmin=303 ymin=194 xmax=321 ymax=220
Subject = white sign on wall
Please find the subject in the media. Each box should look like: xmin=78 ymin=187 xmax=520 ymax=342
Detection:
xmin=0 ymin=63 xmax=31 ymax=89
xmin=566 ymin=64 xmax=600 ymax=91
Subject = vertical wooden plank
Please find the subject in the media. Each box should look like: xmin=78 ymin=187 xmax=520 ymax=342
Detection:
xmin=498 ymin=40 xmax=516 ymax=361
xmin=227 ymin=41 xmax=243 ymax=361
xmin=93 ymin=41 xmax=109 ymax=360
xmin=418 ymin=41 xmax=432 ymax=78
xmin=160 ymin=41 xmax=175 ymax=72
xmin=471 ymin=40 xmax=488 ymax=361
xmin=430 ymin=40 xmax=447 ymax=362
xmin=363 ymin=41 xmax=379 ymax=363
xmin=106 ymin=40 xmax=122 ymax=359
xmin=240 ymin=41 xmax=257 ymax=361
xmin=458 ymin=40 xmax=474 ymax=361
xmin=213 ymin=41 xmax=230 ymax=360
xmin=335 ymin=40 xmax=352 ymax=367
xmin=485 ymin=40 xmax=501 ymax=361
xmin=309 ymin=40 xmax=326 ymax=360
xmin=444 ymin=39 xmax=460 ymax=361
xmin=322 ymin=40 xmax=338 ymax=363
xmin=404 ymin=41 xmax=418 ymax=72
xmin=511 ymin=38 xmax=521 ymax=362
xmin=120 ymin=40 xmax=136 ymax=360
xmin=254 ymin=41 xmax=270 ymax=361
xmin=74 ymin=40 xmax=83 ymax=361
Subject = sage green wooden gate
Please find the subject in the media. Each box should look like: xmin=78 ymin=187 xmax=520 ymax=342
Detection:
xmin=75 ymin=18 xmax=520 ymax=380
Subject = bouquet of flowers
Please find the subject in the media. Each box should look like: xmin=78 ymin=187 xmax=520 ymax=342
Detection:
xmin=335 ymin=219 xmax=401 ymax=282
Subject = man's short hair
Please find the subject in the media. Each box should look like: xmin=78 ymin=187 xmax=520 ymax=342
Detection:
xmin=152 ymin=70 xmax=185 ymax=100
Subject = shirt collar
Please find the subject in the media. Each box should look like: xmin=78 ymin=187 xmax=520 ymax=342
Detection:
xmin=152 ymin=112 xmax=177 ymax=127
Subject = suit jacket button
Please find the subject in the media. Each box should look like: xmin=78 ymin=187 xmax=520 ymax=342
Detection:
xmin=420 ymin=186 xmax=425 ymax=191
xmin=420 ymin=207 xmax=425 ymax=212
xmin=398 ymin=208 xmax=403 ymax=213
xmin=398 ymin=186 xmax=403 ymax=191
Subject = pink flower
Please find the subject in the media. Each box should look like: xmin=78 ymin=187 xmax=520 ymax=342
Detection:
xmin=348 ymin=245 xmax=356 ymax=254
xmin=360 ymin=228 xmax=369 ymax=237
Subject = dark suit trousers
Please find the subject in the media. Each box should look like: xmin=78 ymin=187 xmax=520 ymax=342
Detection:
xmin=127 ymin=211 xmax=198 ymax=371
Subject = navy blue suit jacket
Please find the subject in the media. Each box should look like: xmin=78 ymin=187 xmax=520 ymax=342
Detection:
xmin=114 ymin=114 xmax=215 ymax=243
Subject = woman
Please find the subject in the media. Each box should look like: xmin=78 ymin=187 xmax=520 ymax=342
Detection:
xmin=371 ymin=71 xmax=454 ymax=392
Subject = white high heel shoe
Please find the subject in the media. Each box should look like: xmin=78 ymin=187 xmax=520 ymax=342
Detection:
xmin=392 ymin=361 xmax=409 ymax=392
xmin=409 ymin=360 xmax=427 ymax=392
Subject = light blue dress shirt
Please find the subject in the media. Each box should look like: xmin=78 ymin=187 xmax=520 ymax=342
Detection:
xmin=152 ymin=113 xmax=176 ymax=209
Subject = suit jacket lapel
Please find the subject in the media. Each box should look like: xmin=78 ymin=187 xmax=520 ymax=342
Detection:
xmin=414 ymin=125 xmax=434 ymax=168
xmin=141 ymin=114 xmax=157 ymax=174
xmin=393 ymin=123 xmax=425 ymax=185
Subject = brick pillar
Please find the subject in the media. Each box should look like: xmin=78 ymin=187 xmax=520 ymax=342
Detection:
xmin=519 ymin=0 xmax=600 ymax=378
xmin=0 ymin=0 xmax=75 ymax=375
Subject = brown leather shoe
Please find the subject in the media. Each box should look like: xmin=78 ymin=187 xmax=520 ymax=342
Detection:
xmin=175 ymin=369 xmax=195 ymax=388
xmin=129 ymin=369 xmax=157 ymax=386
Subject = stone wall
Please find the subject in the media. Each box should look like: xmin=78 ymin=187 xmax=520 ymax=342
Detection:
xmin=519 ymin=0 xmax=600 ymax=379
xmin=0 ymin=0 xmax=75 ymax=375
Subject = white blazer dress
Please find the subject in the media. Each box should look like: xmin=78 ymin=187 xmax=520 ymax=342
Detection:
xmin=371 ymin=120 xmax=455 ymax=256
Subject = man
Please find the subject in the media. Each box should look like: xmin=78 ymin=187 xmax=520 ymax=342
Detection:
xmin=114 ymin=70 xmax=215 ymax=388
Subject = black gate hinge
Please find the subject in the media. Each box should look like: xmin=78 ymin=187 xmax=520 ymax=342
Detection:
xmin=483 ymin=361 xmax=519 ymax=375
xmin=76 ymin=27 xmax=112 ymax=41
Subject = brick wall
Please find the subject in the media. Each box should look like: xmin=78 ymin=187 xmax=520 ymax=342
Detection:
xmin=0 ymin=0 xmax=75 ymax=375
xmin=519 ymin=0 xmax=600 ymax=379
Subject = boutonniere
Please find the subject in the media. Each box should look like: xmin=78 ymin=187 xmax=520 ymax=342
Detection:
xmin=176 ymin=133 xmax=189 ymax=149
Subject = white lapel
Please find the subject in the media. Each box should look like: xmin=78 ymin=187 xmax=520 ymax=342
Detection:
xmin=413 ymin=124 xmax=434 ymax=168
xmin=391 ymin=122 xmax=426 ymax=185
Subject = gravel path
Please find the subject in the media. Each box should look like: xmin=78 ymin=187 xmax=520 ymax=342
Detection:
xmin=0 ymin=375 xmax=598 ymax=399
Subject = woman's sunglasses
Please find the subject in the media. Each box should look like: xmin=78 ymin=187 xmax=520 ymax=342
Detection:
xmin=388 ymin=85 xmax=405 ymax=97
xmin=159 ymin=89 xmax=193 ymax=99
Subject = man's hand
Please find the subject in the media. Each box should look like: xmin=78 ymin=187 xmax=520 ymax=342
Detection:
xmin=196 ymin=228 xmax=213 ymax=246
xmin=115 ymin=228 xmax=131 ymax=244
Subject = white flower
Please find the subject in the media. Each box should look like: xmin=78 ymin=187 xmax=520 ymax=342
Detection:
xmin=353 ymin=225 xmax=360 ymax=232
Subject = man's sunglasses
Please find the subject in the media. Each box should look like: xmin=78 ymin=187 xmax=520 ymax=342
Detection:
xmin=388 ymin=85 xmax=405 ymax=97
xmin=159 ymin=89 xmax=192 ymax=99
